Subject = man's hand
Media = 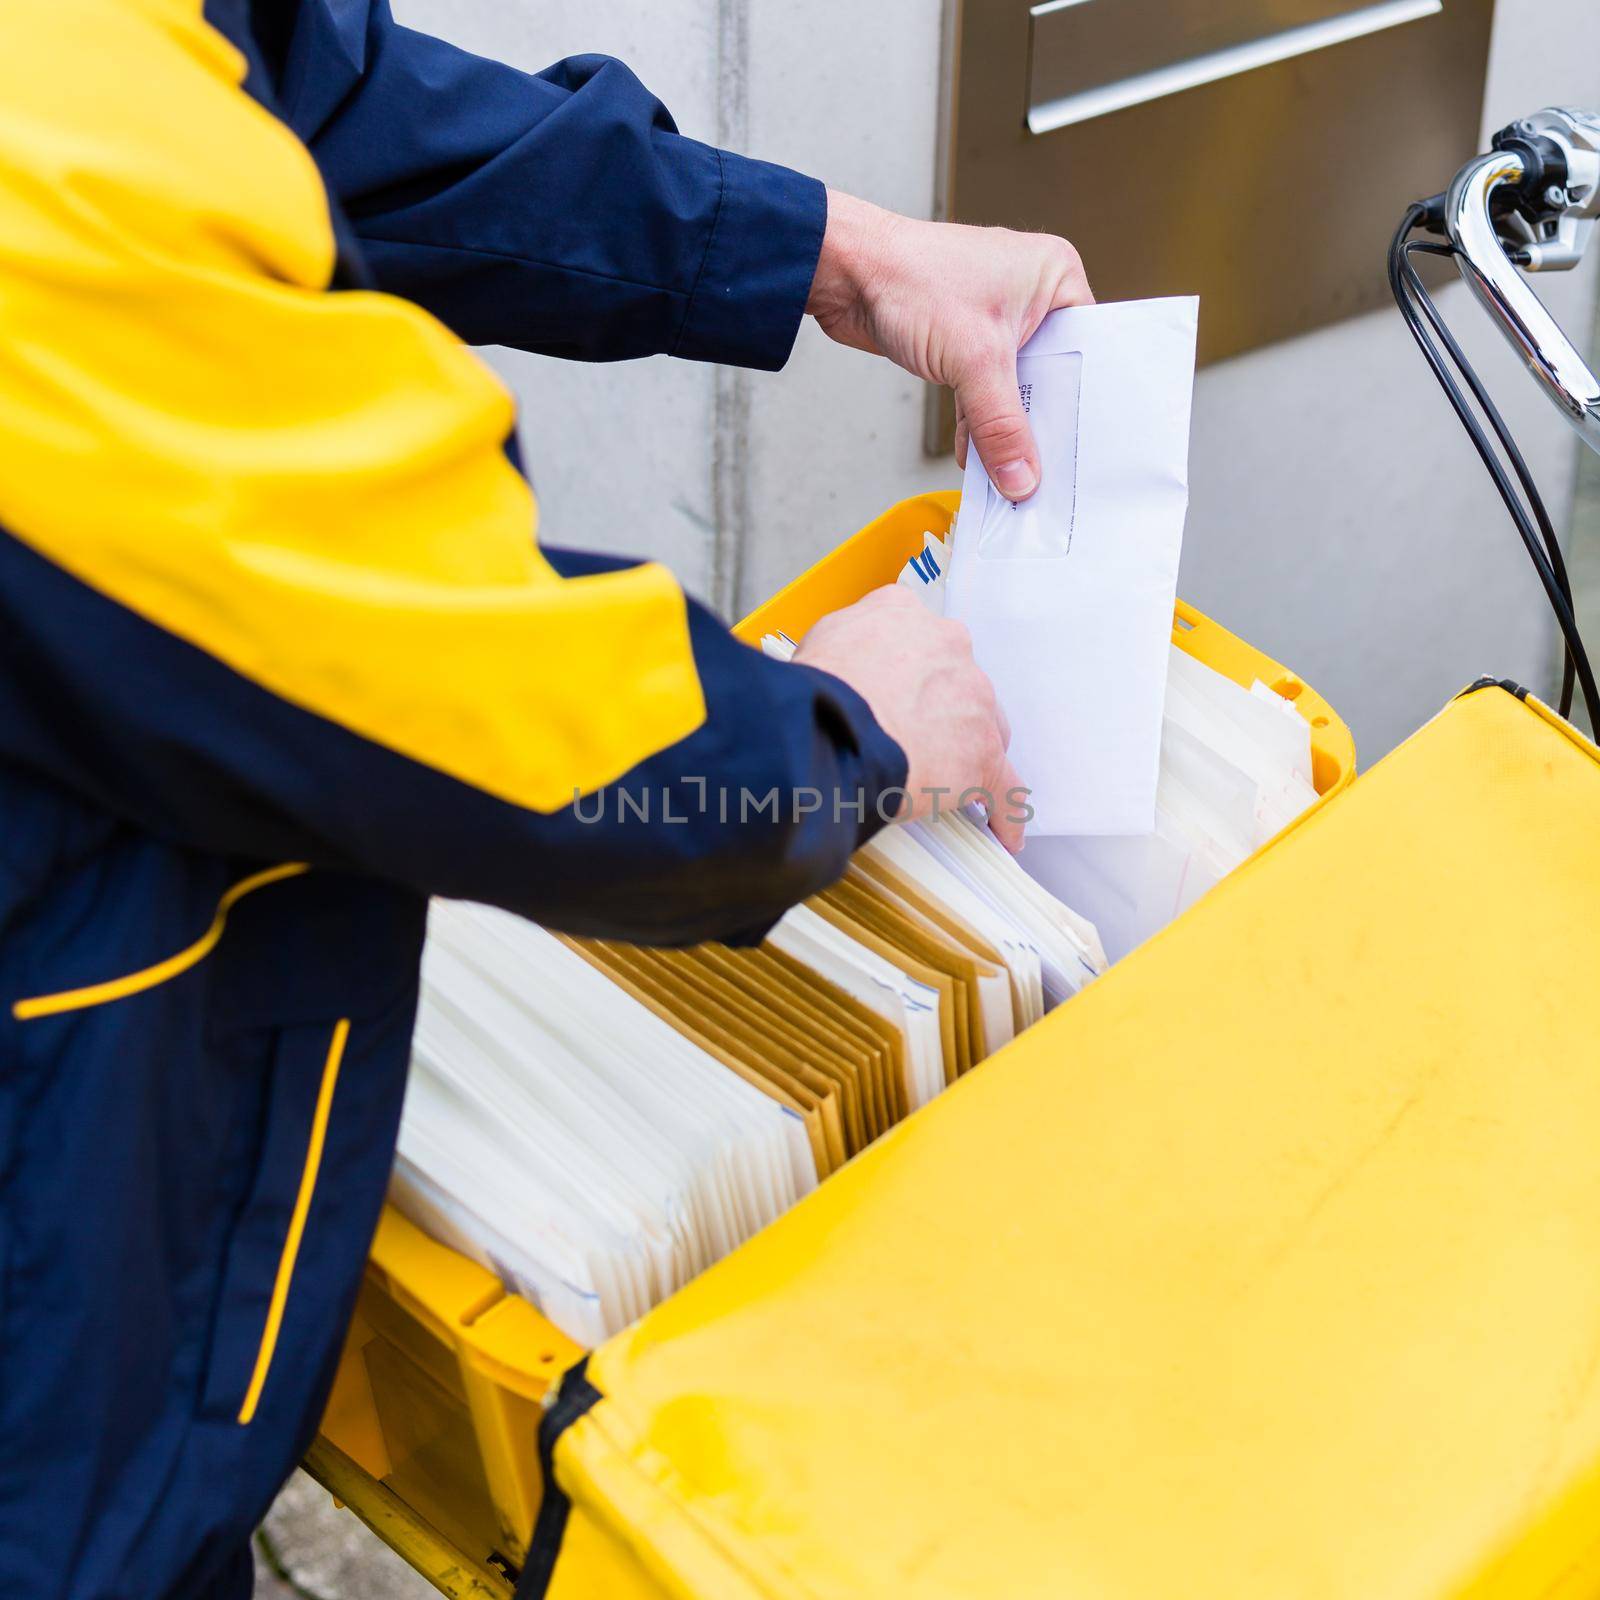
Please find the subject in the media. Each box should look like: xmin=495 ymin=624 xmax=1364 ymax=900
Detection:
xmin=805 ymin=190 xmax=1092 ymax=502
xmin=793 ymin=586 xmax=1025 ymax=852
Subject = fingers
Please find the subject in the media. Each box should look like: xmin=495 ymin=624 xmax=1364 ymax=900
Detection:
xmin=955 ymin=237 xmax=1087 ymax=485
xmin=960 ymin=240 xmax=1088 ymax=488
xmin=987 ymin=754 xmax=1027 ymax=854
xmin=982 ymin=684 xmax=1024 ymax=854
xmin=956 ymin=352 xmax=1038 ymax=503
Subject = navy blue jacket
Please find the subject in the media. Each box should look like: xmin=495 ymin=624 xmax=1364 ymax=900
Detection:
xmin=0 ymin=4 xmax=904 ymax=1595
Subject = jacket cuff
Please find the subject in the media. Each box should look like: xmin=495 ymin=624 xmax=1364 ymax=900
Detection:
xmin=673 ymin=151 xmax=826 ymax=372
xmin=791 ymin=662 xmax=912 ymax=848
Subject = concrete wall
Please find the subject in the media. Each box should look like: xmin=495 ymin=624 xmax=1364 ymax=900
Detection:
xmin=396 ymin=0 xmax=1600 ymax=757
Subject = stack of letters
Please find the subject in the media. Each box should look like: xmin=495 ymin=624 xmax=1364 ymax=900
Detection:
xmin=394 ymin=808 xmax=1105 ymax=1343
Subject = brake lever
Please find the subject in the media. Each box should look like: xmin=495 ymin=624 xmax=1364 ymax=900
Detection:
xmin=1429 ymin=107 xmax=1600 ymax=454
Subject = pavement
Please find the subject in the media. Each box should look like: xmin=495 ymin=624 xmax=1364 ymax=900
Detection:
xmin=252 ymin=1471 xmax=436 ymax=1600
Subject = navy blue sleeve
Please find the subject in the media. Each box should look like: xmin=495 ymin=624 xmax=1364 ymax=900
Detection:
xmin=516 ymin=548 xmax=910 ymax=943
xmin=275 ymin=2 xmax=826 ymax=369
xmin=0 ymin=532 xmax=907 ymax=947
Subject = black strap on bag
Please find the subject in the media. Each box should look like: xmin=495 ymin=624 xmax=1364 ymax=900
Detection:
xmin=1457 ymin=676 xmax=1531 ymax=701
xmin=514 ymin=1356 xmax=604 ymax=1600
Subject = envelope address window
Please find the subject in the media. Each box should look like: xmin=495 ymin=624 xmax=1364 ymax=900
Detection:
xmin=977 ymin=350 xmax=1082 ymax=561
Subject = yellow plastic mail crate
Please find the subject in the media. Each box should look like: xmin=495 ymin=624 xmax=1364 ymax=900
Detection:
xmin=306 ymin=490 xmax=1356 ymax=1595
xmin=538 ymin=682 xmax=1600 ymax=1600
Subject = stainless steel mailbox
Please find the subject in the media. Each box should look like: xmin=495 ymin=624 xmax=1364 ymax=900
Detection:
xmin=1026 ymin=0 xmax=1445 ymax=133
xmin=931 ymin=0 xmax=1495 ymax=448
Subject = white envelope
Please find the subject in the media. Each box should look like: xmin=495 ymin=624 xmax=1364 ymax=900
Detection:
xmin=399 ymin=901 xmax=817 ymax=1343
xmin=1020 ymin=646 xmax=1321 ymax=962
xmin=766 ymin=904 xmax=947 ymax=1112
xmin=861 ymin=823 xmax=1046 ymax=1029
xmin=946 ymin=296 xmax=1198 ymax=836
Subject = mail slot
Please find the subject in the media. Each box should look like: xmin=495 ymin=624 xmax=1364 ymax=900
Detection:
xmin=929 ymin=0 xmax=1495 ymax=448
xmin=1027 ymin=0 xmax=1443 ymax=134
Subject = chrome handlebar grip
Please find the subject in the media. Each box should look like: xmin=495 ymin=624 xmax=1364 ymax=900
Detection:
xmin=1442 ymin=119 xmax=1600 ymax=456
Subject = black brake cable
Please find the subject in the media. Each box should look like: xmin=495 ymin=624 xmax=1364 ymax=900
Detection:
xmin=1388 ymin=203 xmax=1598 ymax=727
xmin=1400 ymin=233 xmax=1579 ymax=716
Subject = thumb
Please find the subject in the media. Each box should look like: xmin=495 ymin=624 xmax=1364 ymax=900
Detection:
xmin=956 ymin=354 xmax=1038 ymax=502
